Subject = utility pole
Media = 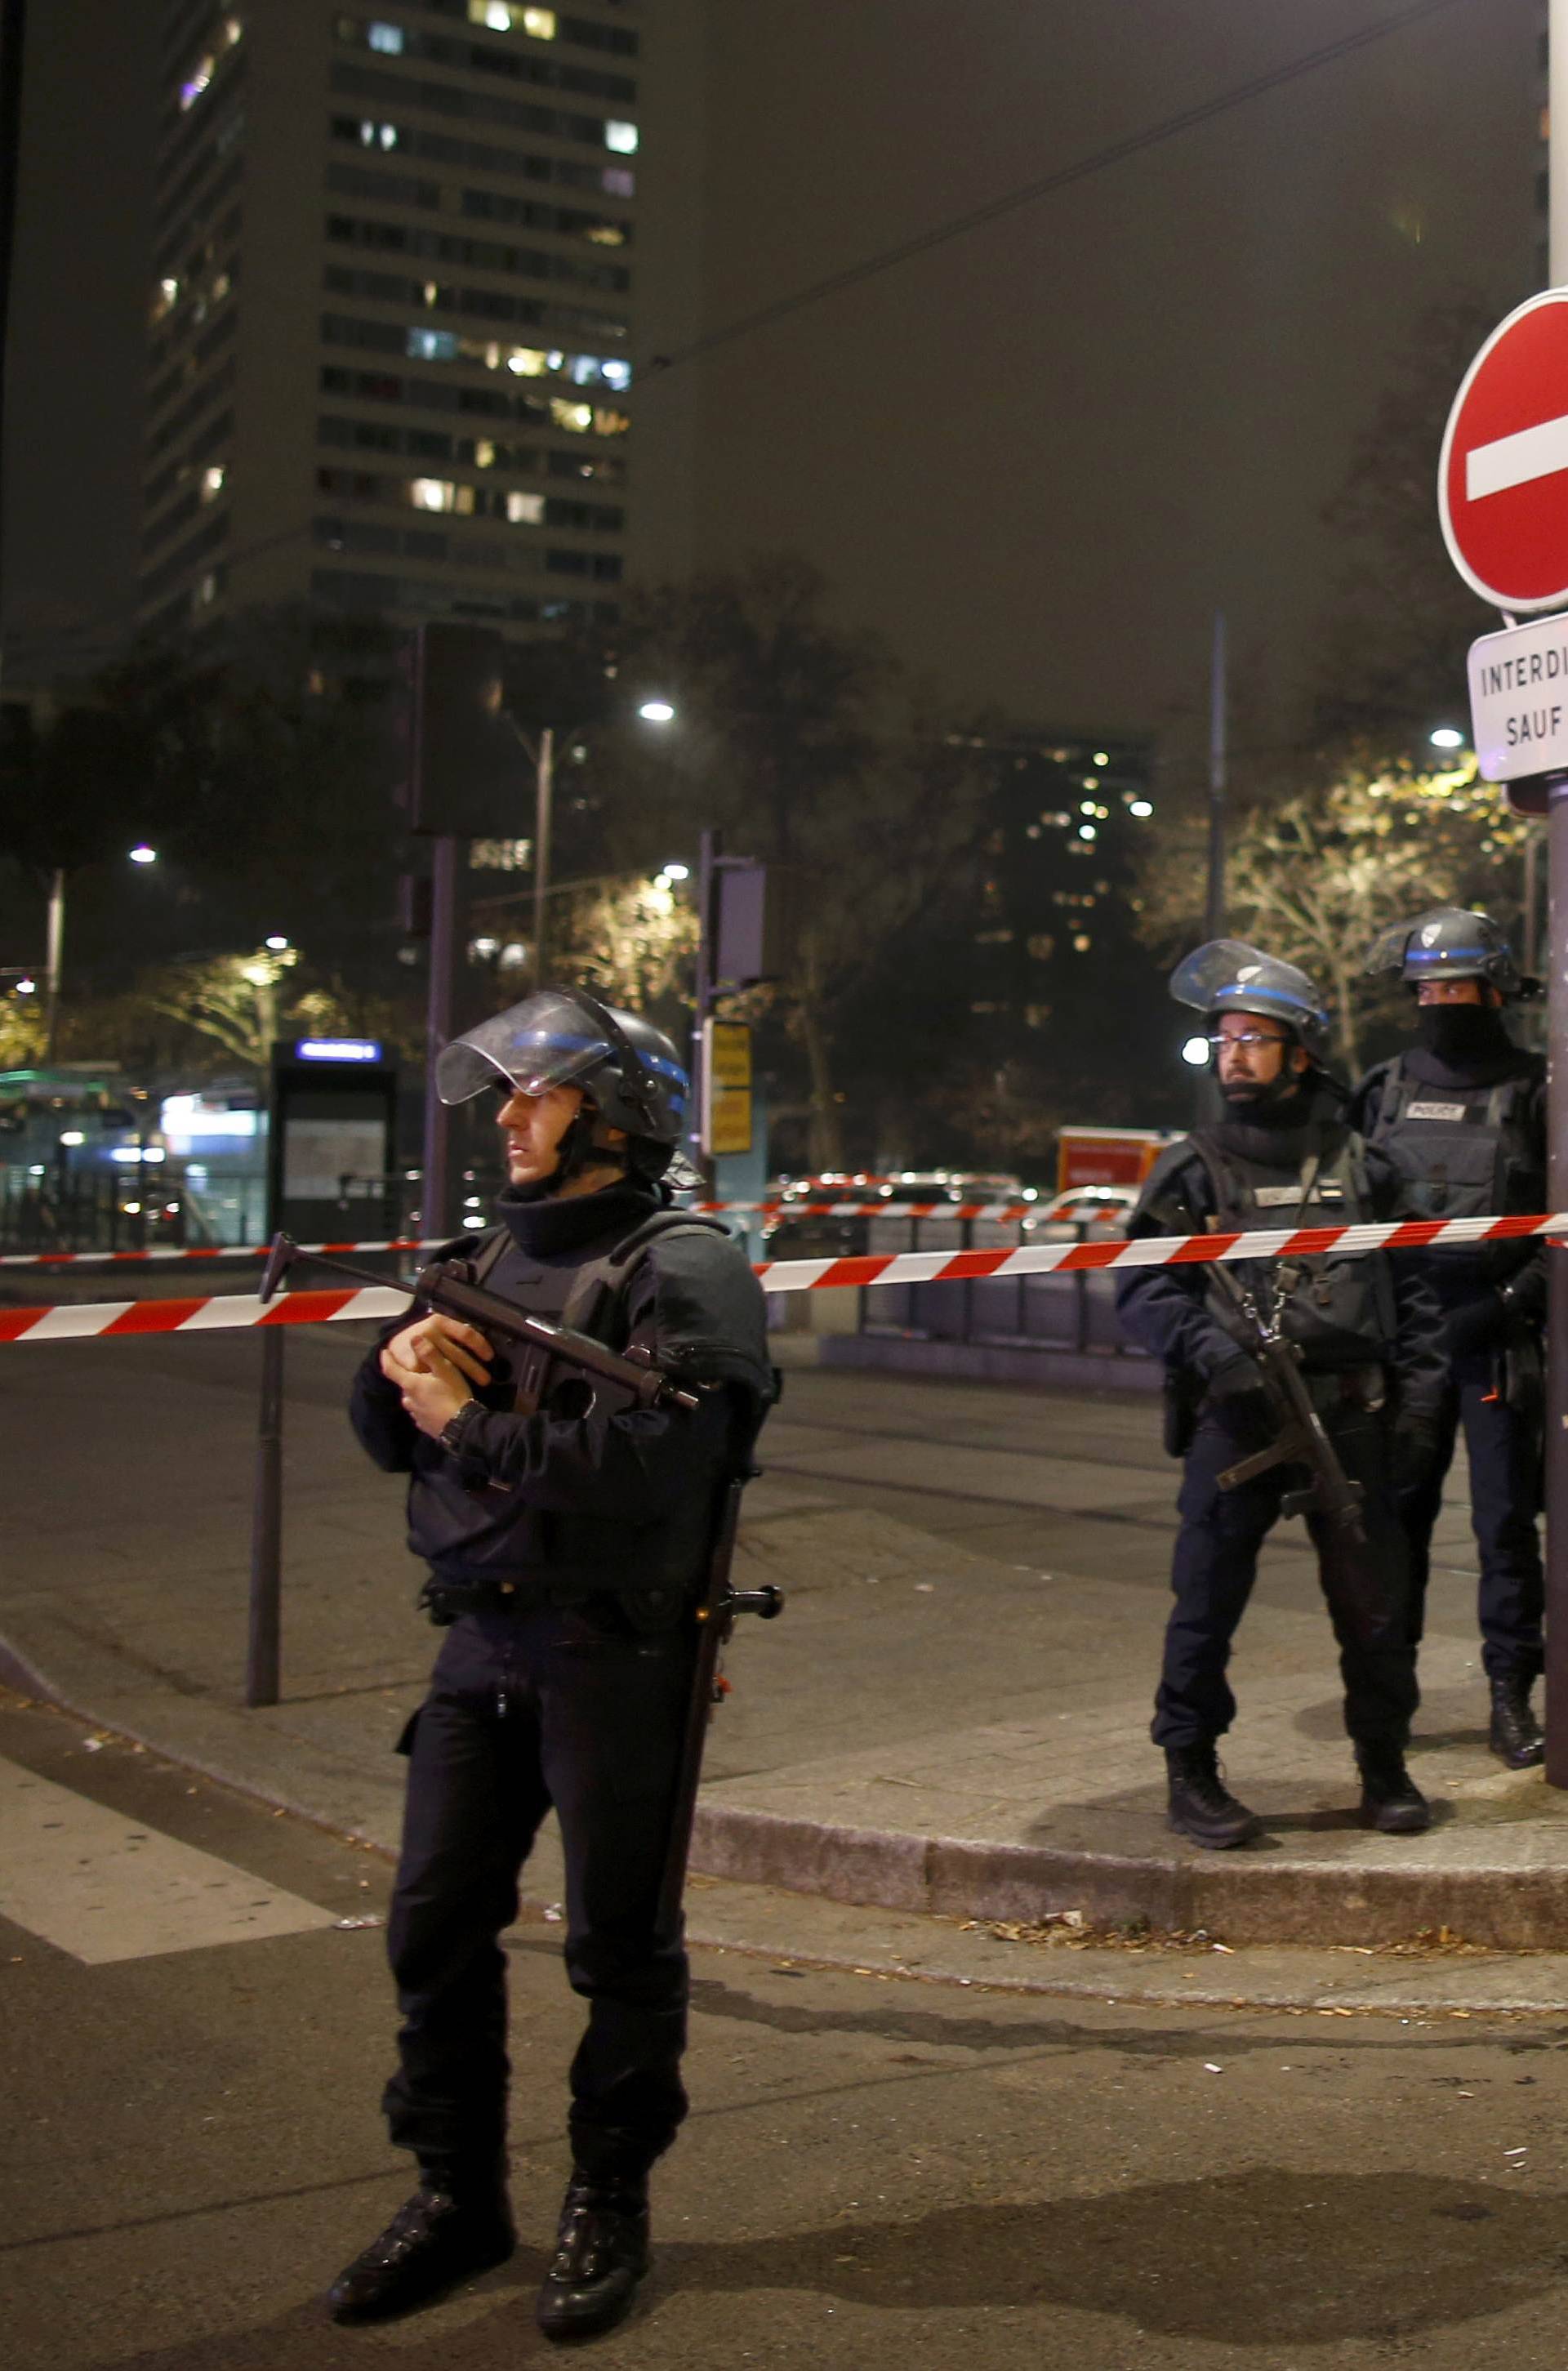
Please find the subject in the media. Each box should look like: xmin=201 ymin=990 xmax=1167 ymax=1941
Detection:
xmin=1543 ymin=0 xmax=1568 ymax=1783
xmin=1205 ymin=610 xmax=1227 ymax=940
xmin=532 ymin=724 xmax=554 ymax=987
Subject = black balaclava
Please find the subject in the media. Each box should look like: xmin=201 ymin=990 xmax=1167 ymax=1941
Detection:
xmin=1414 ymin=1001 xmax=1513 ymax=1073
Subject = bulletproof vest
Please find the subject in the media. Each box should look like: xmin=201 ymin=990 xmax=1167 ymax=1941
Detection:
xmin=1189 ymin=1127 xmax=1397 ymax=1368
xmin=407 ymin=1208 xmax=742 ymax=1600
xmin=1365 ymin=1061 xmax=1540 ymax=1223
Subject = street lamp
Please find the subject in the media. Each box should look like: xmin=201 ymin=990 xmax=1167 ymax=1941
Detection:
xmin=1429 ymin=727 xmax=1466 ymax=751
xmin=520 ymin=696 xmax=678 ymax=984
xmin=129 ymin=844 xmax=158 ymax=864
xmin=1181 ymin=1034 xmax=1210 ymax=1067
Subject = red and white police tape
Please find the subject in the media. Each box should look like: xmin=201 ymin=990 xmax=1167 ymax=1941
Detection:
xmin=0 ymin=1210 xmax=1561 ymax=1343
xmin=0 ymin=1209 xmax=1030 ymax=1264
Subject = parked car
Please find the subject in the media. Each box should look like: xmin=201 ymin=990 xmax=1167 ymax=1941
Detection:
xmin=1022 ymin=1185 xmax=1138 ymax=1241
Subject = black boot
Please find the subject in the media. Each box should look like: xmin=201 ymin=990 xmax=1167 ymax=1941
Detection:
xmin=1356 ymin=1749 xmax=1432 ymax=1835
xmin=1489 ymin=1672 xmax=1544 ymax=1769
xmin=535 ymin=2171 xmax=650 ymax=2342
xmin=1165 ymin=1743 xmax=1262 ymax=1849
xmin=326 ymin=2180 xmax=514 ymax=2324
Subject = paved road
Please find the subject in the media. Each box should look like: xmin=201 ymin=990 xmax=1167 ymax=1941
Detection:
xmin=8 ymin=1687 xmax=1568 ymax=2371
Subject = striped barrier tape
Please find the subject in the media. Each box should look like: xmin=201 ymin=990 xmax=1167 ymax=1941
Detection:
xmin=0 ymin=1210 xmax=1561 ymax=1343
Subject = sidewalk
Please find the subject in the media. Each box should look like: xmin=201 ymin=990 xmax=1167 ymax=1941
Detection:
xmin=4 ymin=1323 xmax=1568 ymax=1961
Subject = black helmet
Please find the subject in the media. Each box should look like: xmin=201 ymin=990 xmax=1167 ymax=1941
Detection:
xmin=1364 ymin=907 xmax=1522 ymax=998
xmin=436 ymin=987 xmax=689 ymax=1177
xmin=1169 ymin=938 xmax=1331 ymax=1063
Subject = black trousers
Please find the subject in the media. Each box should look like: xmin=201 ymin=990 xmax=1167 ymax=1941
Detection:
xmin=1394 ymin=1348 xmax=1544 ymax=1684
xmin=1152 ymin=1392 xmax=1418 ymax=1754
xmin=382 ymin=1599 xmax=693 ymax=2189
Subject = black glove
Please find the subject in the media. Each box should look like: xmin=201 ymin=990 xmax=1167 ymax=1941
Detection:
xmin=1442 ymin=1293 xmax=1505 ymax=1358
xmin=1390 ymin=1416 xmax=1442 ymax=1496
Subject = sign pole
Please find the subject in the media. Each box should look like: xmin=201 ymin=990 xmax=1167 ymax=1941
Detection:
xmin=1545 ymin=0 xmax=1568 ymax=1783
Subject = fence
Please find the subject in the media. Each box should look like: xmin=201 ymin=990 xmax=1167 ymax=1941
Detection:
xmin=0 ymin=1168 xmax=219 ymax=1256
xmin=857 ymin=1214 xmax=1143 ymax=1361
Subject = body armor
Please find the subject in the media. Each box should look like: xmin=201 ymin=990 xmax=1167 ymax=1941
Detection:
xmin=1362 ymin=1063 xmax=1540 ymax=1225
xmin=1188 ymin=1126 xmax=1396 ymax=1368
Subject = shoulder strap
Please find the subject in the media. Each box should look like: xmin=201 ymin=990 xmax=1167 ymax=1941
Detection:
xmin=470 ymin=1226 xmax=511 ymax=1290
xmin=561 ymin=1210 xmax=734 ymax=1338
xmin=1376 ymin=1061 xmax=1409 ymax=1134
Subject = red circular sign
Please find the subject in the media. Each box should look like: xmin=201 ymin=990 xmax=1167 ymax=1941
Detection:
xmin=1439 ymin=290 xmax=1568 ymax=613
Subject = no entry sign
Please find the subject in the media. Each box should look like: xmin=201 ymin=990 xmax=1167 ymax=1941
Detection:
xmin=1440 ymin=289 xmax=1568 ymax=613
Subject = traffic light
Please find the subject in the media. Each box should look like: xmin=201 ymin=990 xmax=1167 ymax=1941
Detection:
xmin=405 ymin=622 xmax=528 ymax=837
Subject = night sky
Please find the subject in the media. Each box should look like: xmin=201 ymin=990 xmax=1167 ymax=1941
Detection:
xmin=0 ymin=0 xmax=1543 ymax=747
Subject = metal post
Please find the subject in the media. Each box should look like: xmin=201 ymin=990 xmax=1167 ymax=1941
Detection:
xmin=42 ymin=866 xmax=64 ymax=1058
xmin=1205 ymin=611 xmax=1227 ymax=940
xmin=1544 ymin=0 xmax=1568 ymax=1780
xmin=689 ymin=827 xmax=718 ymax=1179
xmin=246 ymin=1328 xmax=284 ymax=1709
xmin=533 ymin=724 xmax=554 ymax=986
xmin=421 ymin=833 xmax=460 ymax=1241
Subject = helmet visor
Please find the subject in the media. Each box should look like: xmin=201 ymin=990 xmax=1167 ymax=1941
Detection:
xmin=435 ymin=991 xmax=614 ymax=1107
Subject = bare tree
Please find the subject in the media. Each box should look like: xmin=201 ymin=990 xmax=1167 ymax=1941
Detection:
xmin=1223 ymin=757 xmax=1530 ymax=1069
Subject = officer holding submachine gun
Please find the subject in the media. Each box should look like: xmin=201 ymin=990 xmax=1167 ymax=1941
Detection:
xmin=1352 ymin=908 xmax=1547 ymax=1767
xmin=296 ymin=988 xmax=777 ymax=2341
xmin=1116 ymin=942 xmax=1446 ymax=1849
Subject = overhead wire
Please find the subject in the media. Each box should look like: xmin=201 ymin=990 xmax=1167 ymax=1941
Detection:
xmin=644 ymin=0 xmax=1483 ymax=378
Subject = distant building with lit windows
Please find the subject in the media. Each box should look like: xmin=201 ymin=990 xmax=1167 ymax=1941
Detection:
xmin=141 ymin=0 xmax=664 ymax=640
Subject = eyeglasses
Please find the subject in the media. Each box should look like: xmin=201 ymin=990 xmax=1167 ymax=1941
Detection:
xmin=1207 ymin=1027 xmax=1286 ymax=1050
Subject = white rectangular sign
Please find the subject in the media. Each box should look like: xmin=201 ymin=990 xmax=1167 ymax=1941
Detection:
xmin=1467 ymin=613 xmax=1568 ymax=779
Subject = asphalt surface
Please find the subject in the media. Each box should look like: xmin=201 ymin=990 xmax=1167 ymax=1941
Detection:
xmin=5 ymin=1325 xmax=1568 ymax=1948
xmin=10 ymin=1686 xmax=1568 ymax=2371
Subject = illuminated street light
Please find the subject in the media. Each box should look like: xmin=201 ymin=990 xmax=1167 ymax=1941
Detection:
xmin=1129 ymin=799 xmax=1154 ymax=818
xmin=129 ymin=844 xmax=157 ymax=864
xmin=15 ymin=975 xmax=36 ymax=995
xmin=638 ymin=699 xmax=676 ymax=724
xmin=59 ymin=1130 xmax=85 ymax=1148
xmin=1429 ymin=726 xmax=1466 ymax=750
xmin=662 ymin=862 xmax=690 ymax=880
xmin=1181 ymin=1034 xmax=1211 ymax=1067
xmin=265 ymin=934 xmax=289 ymax=951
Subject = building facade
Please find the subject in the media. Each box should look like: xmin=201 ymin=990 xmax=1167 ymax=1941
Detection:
xmin=143 ymin=0 xmax=659 ymax=640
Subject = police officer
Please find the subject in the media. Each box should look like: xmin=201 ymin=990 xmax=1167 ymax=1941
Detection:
xmin=1352 ymin=909 xmax=1547 ymax=1767
xmin=1116 ymin=942 xmax=1446 ymax=1847
xmin=326 ymin=988 xmax=773 ymax=2339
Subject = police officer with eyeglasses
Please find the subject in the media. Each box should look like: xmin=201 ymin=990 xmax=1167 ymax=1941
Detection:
xmin=1350 ymin=908 xmax=1547 ymax=1767
xmin=1116 ymin=943 xmax=1446 ymax=1847
xmin=325 ymin=988 xmax=773 ymax=2341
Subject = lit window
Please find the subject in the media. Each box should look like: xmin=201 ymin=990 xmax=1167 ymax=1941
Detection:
xmin=212 ymin=270 xmax=230 ymax=301
xmin=368 ymin=22 xmax=405 ymax=54
xmin=180 ymin=66 xmax=212 ymax=107
xmin=506 ymin=489 xmax=545 ymax=524
xmin=474 ymin=438 xmax=497 ymax=467
xmin=422 ymin=280 xmax=439 ymax=308
xmin=604 ymin=121 xmax=639 ymax=154
xmin=410 ymin=476 xmax=454 ymax=510
xmin=600 ymin=359 xmax=631 ymax=390
xmin=507 ymin=347 xmax=547 ymax=375
xmin=523 ymin=7 xmax=556 ymax=33
xmin=201 ymin=465 xmax=226 ymax=501
xmin=1073 ymin=934 xmax=1092 ymax=952
xmin=586 ymin=225 xmax=625 ymax=247
xmin=603 ymin=167 xmax=635 ymax=198
xmin=470 ymin=0 xmax=512 ymax=21
xmin=195 ymin=573 xmax=219 ymax=606
xmin=550 ymin=399 xmax=594 ymax=433
xmin=381 ymin=122 xmax=399 ymax=149
xmin=407 ymin=327 xmax=457 ymax=360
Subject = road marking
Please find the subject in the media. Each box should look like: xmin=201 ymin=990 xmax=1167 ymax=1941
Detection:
xmin=1467 ymin=411 xmax=1568 ymax=501
xmin=0 ymin=1758 xmax=338 ymax=1963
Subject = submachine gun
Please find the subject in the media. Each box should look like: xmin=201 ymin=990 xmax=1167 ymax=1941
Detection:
xmin=1208 ymin=1261 xmax=1367 ymax=1544
xmin=260 ymin=1231 xmax=784 ymax=1927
